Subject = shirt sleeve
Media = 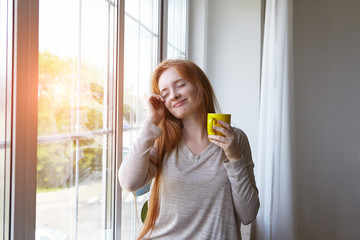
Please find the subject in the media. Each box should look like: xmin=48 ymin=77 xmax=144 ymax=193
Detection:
xmin=223 ymin=128 xmax=260 ymax=225
xmin=118 ymin=120 xmax=163 ymax=192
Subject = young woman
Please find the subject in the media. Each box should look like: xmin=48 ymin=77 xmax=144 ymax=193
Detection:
xmin=119 ymin=59 xmax=259 ymax=240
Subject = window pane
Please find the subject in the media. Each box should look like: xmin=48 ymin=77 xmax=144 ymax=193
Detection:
xmin=0 ymin=0 xmax=12 ymax=239
xmin=122 ymin=0 xmax=159 ymax=238
xmin=167 ymin=0 xmax=187 ymax=59
xmin=37 ymin=0 xmax=117 ymax=239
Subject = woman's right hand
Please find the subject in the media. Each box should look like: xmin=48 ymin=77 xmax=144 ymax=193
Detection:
xmin=145 ymin=94 xmax=166 ymax=125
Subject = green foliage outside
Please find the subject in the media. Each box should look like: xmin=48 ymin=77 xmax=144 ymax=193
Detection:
xmin=37 ymin=51 xmax=136 ymax=190
xmin=38 ymin=51 xmax=104 ymax=189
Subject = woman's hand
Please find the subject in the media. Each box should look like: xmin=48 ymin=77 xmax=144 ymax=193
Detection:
xmin=145 ymin=94 xmax=166 ymax=125
xmin=208 ymin=120 xmax=243 ymax=162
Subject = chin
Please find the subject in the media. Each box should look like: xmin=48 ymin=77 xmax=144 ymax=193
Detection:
xmin=169 ymin=107 xmax=196 ymax=120
xmin=172 ymin=111 xmax=194 ymax=120
xmin=169 ymin=111 xmax=186 ymax=120
xmin=172 ymin=113 xmax=185 ymax=120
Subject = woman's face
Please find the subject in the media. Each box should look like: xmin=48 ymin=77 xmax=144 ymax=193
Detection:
xmin=158 ymin=67 xmax=198 ymax=120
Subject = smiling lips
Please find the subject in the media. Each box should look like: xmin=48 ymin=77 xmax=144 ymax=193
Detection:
xmin=173 ymin=99 xmax=187 ymax=108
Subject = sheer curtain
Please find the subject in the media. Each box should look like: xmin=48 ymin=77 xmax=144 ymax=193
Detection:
xmin=255 ymin=0 xmax=297 ymax=239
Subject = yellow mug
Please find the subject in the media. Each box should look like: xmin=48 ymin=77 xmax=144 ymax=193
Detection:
xmin=207 ymin=113 xmax=231 ymax=136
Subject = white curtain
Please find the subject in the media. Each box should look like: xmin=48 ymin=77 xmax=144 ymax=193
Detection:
xmin=255 ymin=0 xmax=297 ymax=239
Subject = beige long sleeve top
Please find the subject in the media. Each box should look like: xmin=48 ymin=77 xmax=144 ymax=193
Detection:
xmin=119 ymin=121 xmax=260 ymax=240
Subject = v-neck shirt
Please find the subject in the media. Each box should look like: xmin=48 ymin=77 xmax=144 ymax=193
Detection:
xmin=118 ymin=120 xmax=260 ymax=240
xmin=178 ymin=137 xmax=216 ymax=162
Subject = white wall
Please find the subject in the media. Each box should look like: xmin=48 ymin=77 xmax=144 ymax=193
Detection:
xmin=294 ymin=0 xmax=360 ymax=239
xmin=189 ymin=0 xmax=360 ymax=239
xmin=188 ymin=0 xmax=263 ymax=164
xmin=187 ymin=0 xmax=208 ymax=69
xmin=188 ymin=1 xmax=262 ymax=239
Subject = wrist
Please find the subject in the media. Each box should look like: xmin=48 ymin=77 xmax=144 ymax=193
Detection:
xmin=145 ymin=115 xmax=160 ymax=126
xmin=227 ymin=154 xmax=243 ymax=163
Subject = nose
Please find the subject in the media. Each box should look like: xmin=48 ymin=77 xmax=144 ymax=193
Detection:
xmin=170 ymin=90 xmax=181 ymax=100
xmin=174 ymin=92 xmax=180 ymax=99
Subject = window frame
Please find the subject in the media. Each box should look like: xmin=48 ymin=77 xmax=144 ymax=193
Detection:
xmin=11 ymin=0 xmax=39 ymax=239
xmin=8 ymin=0 xmax=188 ymax=239
xmin=1 ymin=0 xmax=14 ymax=239
xmin=114 ymin=0 xmax=124 ymax=239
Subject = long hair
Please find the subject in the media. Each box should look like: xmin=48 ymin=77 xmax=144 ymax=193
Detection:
xmin=137 ymin=59 xmax=219 ymax=239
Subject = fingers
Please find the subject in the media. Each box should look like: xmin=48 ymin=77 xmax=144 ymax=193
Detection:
xmin=212 ymin=123 xmax=234 ymax=137
xmin=145 ymin=94 xmax=166 ymax=125
xmin=148 ymin=94 xmax=165 ymax=103
xmin=208 ymin=134 xmax=225 ymax=143
xmin=208 ymin=135 xmax=230 ymax=154
xmin=208 ymin=121 xmax=234 ymax=144
xmin=208 ymin=136 xmax=225 ymax=149
xmin=217 ymin=120 xmax=232 ymax=132
xmin=147 ymin=94 xmax=165 ymax=110
xmin=208 ymin=128 xmax=243 ymax=162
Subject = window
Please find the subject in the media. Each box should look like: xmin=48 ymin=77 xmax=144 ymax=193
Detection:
xmin=3 ymin=0 xmax=188 ymax=239
xmin=0 ymin=0 xmax=13 ymax=239
xmin=166 ymin=0 xmax=187 ymax=59
xmin=122 ymin=0 xmax=159 ymax=238
xmin=36 ymin=0 xmax=118 ymax=239
xmin=121 ymin=0 xmax=188 ymax=238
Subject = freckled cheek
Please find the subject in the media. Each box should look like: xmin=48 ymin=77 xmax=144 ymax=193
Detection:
xmin=164 ymin=100 xmax=171 ymax=110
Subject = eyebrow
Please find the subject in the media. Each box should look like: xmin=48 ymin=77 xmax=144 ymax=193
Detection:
xmin=159 ymin=78 xmax=185 ymax=94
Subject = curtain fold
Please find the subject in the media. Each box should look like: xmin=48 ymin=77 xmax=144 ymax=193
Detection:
xmin=255 ymin=0 xmax=297 ymax=239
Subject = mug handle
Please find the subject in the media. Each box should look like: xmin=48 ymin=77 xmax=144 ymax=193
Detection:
xmin=208 ymin=117 xmax=217 ymax=135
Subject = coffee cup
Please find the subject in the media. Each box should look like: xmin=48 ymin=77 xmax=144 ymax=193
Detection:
xmin=207 ymin=113 xmax=231 ymax=136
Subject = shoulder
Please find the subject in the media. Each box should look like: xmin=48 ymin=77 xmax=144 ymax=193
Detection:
xmin=232 ymin=127 xmax=248 ymax=141
xmin=233 ymin=127 xmax=245 ymax=135
xmin=232 ymin=127 xmax=252 ymax=151
xmin=232 ymin=127 xmax=254 ymax=165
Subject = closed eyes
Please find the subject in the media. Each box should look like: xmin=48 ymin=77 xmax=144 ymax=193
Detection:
xmin=160 ymin=80 xmax=187 ymax=98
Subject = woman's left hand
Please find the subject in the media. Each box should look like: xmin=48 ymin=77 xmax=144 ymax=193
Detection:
xmin=208 ymin=120 xmax=243 ymax=162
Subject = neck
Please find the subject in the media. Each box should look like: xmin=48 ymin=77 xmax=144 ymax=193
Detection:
xmin=181 ymin=114 xmax=207 ymax=143
xmin=181 ymin=114 xmax=210 ymax=156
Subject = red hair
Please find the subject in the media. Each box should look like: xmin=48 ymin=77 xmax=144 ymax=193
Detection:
xmin=137 ymin=59 xmax=219 ymax=239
